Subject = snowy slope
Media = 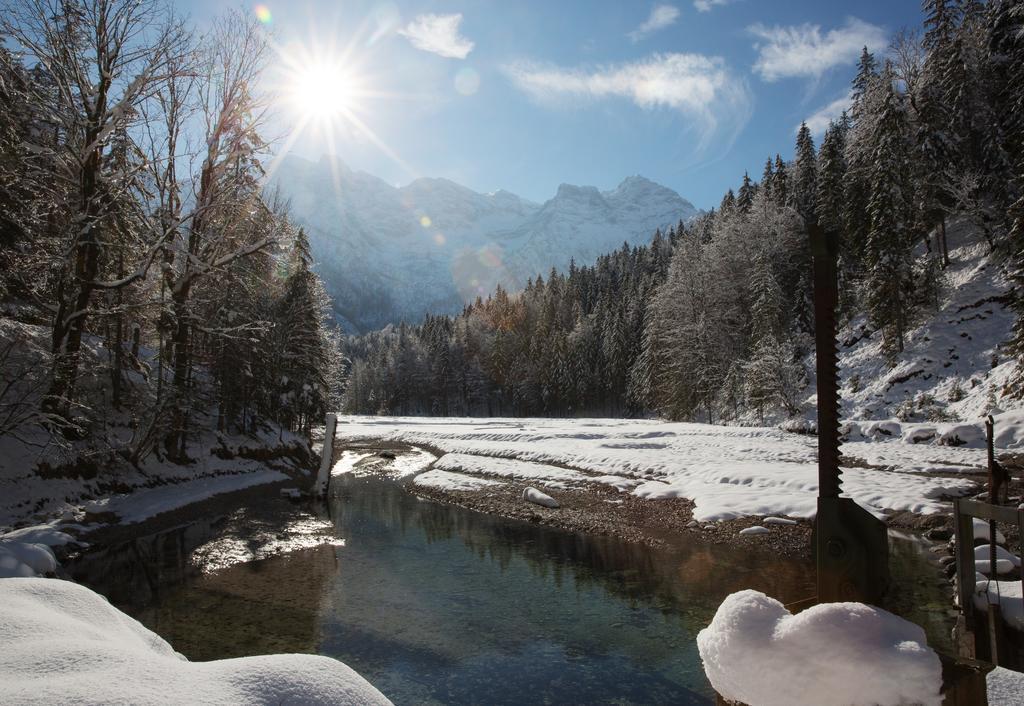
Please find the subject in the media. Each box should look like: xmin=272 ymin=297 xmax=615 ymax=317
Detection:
xmin=268 ymin=155 xmax=699 ymax=331
xmin=832 ymin=220 xmax=1020 ymax=424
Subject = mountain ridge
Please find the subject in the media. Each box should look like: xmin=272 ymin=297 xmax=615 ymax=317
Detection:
xmin=269 ymin=154 xmax=700 ymax=332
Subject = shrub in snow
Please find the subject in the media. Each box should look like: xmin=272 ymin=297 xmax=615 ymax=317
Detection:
xmin=0 ymin=578 xmax=392 ymax=705
xmin=937 ymin=423 xmax=984 ymax=448
xmin=696 ymin=590 xmax=942 ymax=706
xmin=522 ymin=486 xmax=559 ymax=508
xmin=865 ymin=420 xmax=902 ymax=439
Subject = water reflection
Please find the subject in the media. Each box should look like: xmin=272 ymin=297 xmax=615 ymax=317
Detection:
xmin=66 ymin=471 xmax=953 ymax=706
xmin=319 ymin=474 xmax=815 ymax=704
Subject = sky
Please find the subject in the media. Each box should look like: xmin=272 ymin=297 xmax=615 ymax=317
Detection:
xmin=180 ymin=0 xmax=925 ymax=210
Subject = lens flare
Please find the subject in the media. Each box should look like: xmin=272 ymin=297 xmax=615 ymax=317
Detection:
xmin=254 ymin=5 xmax=272 ymax=24
xmin=454 ymin=67 xmax=481 ymax=96
xmin=433 ymin=233 xmax=446 ymax=246
xmin=420 ymin=215 xmax=432 ymax=228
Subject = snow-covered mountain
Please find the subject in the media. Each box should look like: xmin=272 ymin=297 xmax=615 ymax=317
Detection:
xmin=269 ymin=155 xmax=699 ymax=332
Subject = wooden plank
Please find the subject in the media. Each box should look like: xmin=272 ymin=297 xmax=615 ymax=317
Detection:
xmin=954 ymin=499 xmax=976 ymax=630
xmin=957 ymin=499 xmax=1022 ymax=526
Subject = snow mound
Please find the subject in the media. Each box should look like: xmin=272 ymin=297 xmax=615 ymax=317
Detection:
xmin=0 ymin=578 xmax=392 ymax=705
xmin=0 ymin=541 xmax=57 ymax=578
xmin=522 ymin=486 xmax=559 ymax=509
xmin=762 ymin=517 xmax=798 ymax=526
xmin=696 ymin=590 xmax=941 ymax=706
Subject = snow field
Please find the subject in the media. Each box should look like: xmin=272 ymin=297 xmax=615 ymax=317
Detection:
xmin=335 ymin=417 xmax=981 ymax=522
xmin=0 ymin=578 xmax=392 ymax=705
xmin=696 ymin=590 xmax=942 ymax=706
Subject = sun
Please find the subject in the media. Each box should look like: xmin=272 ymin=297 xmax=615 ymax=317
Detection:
xmin=291 ymin=61 xmax=359 ymax=120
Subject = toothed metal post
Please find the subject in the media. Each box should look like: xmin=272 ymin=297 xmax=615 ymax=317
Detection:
xmin=809 ymin=223 xmax=890 ymax=604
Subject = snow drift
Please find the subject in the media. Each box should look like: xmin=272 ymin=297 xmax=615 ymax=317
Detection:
xmin=696 ymin=590 xmax=942 ymax=706
xmin=0 ymin=578 xmax=392 ymax=705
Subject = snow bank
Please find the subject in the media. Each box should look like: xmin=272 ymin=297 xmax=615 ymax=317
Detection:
xmin=82 ymin=470 xmax=288 ymax=524
xmin=0 ymin=578 xmax=391 ymax=705
xmin=696 ymin=590 xmax=942 ymax=706
xmin=522 ymin=486 xmax=559 ymax=508
xmin=412 ymin=469 xmax=502 ymax=492
xmin=335 ymin=417 xmax=978 ymax=522
xmin=435 ymin=452 xmax=588 ymax=489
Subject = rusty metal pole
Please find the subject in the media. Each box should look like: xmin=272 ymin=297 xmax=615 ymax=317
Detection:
xmin=809 ymin=223 xmax=890 ymax=604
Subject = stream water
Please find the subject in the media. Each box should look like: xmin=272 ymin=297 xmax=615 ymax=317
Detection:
xmin=68 ymin=461 xmax=956 ymax=705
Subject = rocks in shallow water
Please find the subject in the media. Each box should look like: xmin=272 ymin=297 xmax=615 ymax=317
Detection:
xmin=522 ymin=486 xmax=559 ymax=509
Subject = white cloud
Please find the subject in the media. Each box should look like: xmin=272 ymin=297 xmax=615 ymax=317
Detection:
xmin=398 ymin=13 xmax=474 ymax=59
xmin=803 ymin=92 xmax=852 ymax=136
xmin=503 ymin=53 xmax=752 ymax=148
xmin=748 ymin=17 xmax=887 ymax=82
xmin=628 ymin=5 xmax=681 ymax=41
xmin=694 ymin=0 xmax=730 ymax=12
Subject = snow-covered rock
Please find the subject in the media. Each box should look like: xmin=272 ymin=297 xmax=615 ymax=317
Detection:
xmin=738 ymin=526 xmax=770 ymax=536
xmin=269 ymin=155 xmax=699 ymax=331
xmin=696 ymin=590 xmax=942 ymax=706
xmin=0 ymin=578 xmax=392 ymax=705
xmin=972 ymin=517 xmax=1007 ymax=545
xmin=974 ymin=544 xmax=1021 ymax=568
xmin=973 ymin=580 xmax=1023 ymax=631
xmin=522 ymin=486 xmax=559 ymax=508
xmin=0 ymin=525 xmax=78 ymax=578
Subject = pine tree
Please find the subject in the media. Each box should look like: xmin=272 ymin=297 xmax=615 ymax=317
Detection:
xmin=865 ymin=64 xmax=915 ymax=354
xmin=792 ymin=122 xmax=817 ymax=221
xmin=851 ymin=47 xmax=879 ymax=117
xmin=737 ymin=171 xmax=756 ymax=213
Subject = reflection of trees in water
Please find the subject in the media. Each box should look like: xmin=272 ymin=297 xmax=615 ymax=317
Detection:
xmin=68 ymin=506 xmax=339 ymax=661
xmin=330 ymin=475 xmax=815 ymax=636
xmin=70 ymin=518 xmax=222 ymax=609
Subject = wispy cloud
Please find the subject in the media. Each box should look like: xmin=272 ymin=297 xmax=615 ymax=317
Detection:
xmin=398 ymin=13 xmax=474 ymax=59
xmin=748 ymin=17 xmax=887 ymax=82
xmin=694 ymin=0 xmax=730 ymax=13
xmin=503 ymin=53 xmax=752 ymax=149
xmin=803 ymin=92 xmax=852 ymax=136
xmin=628 ymin=5 xmax=680 ymax=41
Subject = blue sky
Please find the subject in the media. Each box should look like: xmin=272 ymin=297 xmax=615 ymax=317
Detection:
xmin=181 ymin=0 xmax=924 ymax=210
